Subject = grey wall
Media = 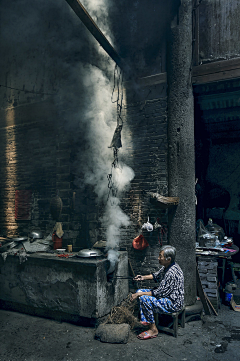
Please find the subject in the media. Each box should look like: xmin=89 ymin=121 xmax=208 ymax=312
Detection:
xmin=199 ymin=0 xmax=240 ymax=63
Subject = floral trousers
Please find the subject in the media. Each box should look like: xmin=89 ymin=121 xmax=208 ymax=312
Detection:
xmin=137 ymin=288 xmax=175 ymax=324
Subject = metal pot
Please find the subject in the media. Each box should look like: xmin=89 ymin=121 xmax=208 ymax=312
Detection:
xmin=29 ymin=231 xmax=43 ymax=240
xmin=76 ymin=248 xmax=103 ymax=258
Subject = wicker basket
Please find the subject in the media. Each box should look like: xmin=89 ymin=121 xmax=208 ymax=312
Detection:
xmin=149 ymin=192 xmax=179 ymax=207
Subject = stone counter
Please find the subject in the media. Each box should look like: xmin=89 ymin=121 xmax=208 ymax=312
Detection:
xmin=0 ymin=251 xmax=129 ymax=325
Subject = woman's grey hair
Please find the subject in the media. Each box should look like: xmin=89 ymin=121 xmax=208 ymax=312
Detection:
xmin=160 ymin=245 xmax=176 ymax=263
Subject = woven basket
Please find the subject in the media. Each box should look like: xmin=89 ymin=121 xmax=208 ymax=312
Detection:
xmin=149 ymin=192 xmax=179 ymax=207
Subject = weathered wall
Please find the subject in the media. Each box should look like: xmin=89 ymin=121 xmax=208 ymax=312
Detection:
xmin=0 ymin=0 xmax=174 ymax=277
xmin=199 ymin=0 xmax=240 ymax=63
xmin=108 ymin=0 xmax=180 ymax=77
xmin=0 ymin=100 xmax=71 ymax=237
xmin=0 ymin=0 xmax=104 ymax=242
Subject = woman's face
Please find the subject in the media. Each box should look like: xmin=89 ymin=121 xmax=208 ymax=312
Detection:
xmin=158 ymin=251 xmax=171 ymax=267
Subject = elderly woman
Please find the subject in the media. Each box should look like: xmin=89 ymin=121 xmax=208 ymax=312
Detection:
xmin=131 ymin=245 xmax=184 ymax=340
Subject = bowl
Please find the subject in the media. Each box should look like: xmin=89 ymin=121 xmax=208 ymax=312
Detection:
xmin=56 ymin=248 xmax=66 ymax=253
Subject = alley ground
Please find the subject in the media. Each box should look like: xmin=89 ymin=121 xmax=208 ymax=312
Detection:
xmin=0 ymin=304 xmax=240 ymax=361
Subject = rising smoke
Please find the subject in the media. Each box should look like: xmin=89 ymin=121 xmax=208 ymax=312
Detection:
xmin=70 ymin=1 xmax=135 ymax=269
xmin=72 ymin=63 xmax=135 ymax=271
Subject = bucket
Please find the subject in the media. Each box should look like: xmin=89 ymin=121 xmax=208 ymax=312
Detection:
xmin=52 ymin=232 xmax=62 ymax=250
xmin=225 ymin=292 xmax=233 ymax=304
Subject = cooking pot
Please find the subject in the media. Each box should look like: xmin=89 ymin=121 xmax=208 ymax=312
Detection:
xmin=76 ymin=248 xmax=103 ymax=258
xmin=29 ymin=231 xmax=43 ymax=240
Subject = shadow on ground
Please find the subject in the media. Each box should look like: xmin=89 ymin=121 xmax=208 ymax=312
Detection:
xmin=0 ymin=304 xmax=240 ymax=361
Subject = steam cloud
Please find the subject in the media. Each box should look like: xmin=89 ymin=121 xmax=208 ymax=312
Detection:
xmin=73 ymin=62 xmax=135 ymax=270
xmin=71 ymin=1 xmax=135 ymax=269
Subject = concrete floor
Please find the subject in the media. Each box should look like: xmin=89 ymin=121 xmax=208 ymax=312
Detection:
xmin=0 ymin=304 xmax=240 ymax=361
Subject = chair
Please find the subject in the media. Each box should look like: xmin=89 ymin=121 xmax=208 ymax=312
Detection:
xmin=154 ymin=307 xmax=186 ymax=338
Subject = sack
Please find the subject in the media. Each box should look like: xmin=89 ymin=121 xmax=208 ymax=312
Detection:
xmin=132 ymin=235 xmax=149 ymax=250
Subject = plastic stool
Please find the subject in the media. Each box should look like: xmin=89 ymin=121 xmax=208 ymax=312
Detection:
xmin=154 ymin=307 xmax=185 ymax=338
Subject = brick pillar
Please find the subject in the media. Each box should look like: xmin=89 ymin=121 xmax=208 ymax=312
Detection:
xmin=167 ymin=0 xmax=196 ymax=305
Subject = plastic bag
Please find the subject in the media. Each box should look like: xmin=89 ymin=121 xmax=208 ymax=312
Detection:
xmin=132 ymin=235 xmax=149 ymax=250
xmin=142 ymin=217 xmax=153 ymax=232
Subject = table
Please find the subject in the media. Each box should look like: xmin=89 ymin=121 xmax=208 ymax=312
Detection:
xmin=196 ymin=244 xmax=239 ymax=286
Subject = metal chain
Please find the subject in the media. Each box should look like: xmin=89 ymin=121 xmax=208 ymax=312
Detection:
xmin=107 ymin=65 xmax=124 ymax=203
xmin=107 ymin=148 xmax=119 ymax=201
xmin=111 ymin=64 xmax=124 ymax=126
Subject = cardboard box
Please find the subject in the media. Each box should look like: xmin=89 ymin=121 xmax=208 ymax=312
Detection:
xmin=230 ymin=296 xmax=240 ymax=312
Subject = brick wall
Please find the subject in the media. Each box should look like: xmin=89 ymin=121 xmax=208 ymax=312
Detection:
xmin=0 ymin=99 xmax=70 ymax=238
xmin=119 ymin=80 xmax=169 ymax=277
xmin=0 ymin=78 xmax=169 ymax=277
xmin=0 ymin=99 xmax=89 ymax=244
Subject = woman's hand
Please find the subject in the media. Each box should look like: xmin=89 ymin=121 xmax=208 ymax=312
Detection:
xmin=130 ymin=293 xmax=139 ymax=301
xmin=133 ymin=274 xmax=144 ymax=281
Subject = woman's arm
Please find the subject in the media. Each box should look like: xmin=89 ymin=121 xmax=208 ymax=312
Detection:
xmin=130 ymin=274 xmax=154 ymax=301
xmin=133 ymin=274 xmax=154 ymax=281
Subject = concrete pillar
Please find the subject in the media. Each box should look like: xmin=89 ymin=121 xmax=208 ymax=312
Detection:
xmin=167 ymin=0 xmax=196 ymax=305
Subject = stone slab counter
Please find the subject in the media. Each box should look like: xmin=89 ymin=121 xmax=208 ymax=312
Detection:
xmin=0 ymin=251 xmax=129 ymax=325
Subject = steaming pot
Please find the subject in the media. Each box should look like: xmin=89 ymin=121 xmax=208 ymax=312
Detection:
xmin=76 ymin=248 xmax=104 ymax=258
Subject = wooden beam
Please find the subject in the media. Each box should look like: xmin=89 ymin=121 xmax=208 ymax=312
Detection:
xmin=192 ymin=58 xmax=240 ymax=84
xmin=193 ymin=69 xmax=240 ymax=85
xmin=65 ymin=0 xmax=125 ymax=69
xmin=124 ymin=72 xmax=167 ymax=89
xmin=193 ymin=58 xmax=240 ymax=76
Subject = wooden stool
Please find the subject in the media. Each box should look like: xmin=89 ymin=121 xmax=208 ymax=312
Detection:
xmin=154 ymin=307 xmax=185 ymax=338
